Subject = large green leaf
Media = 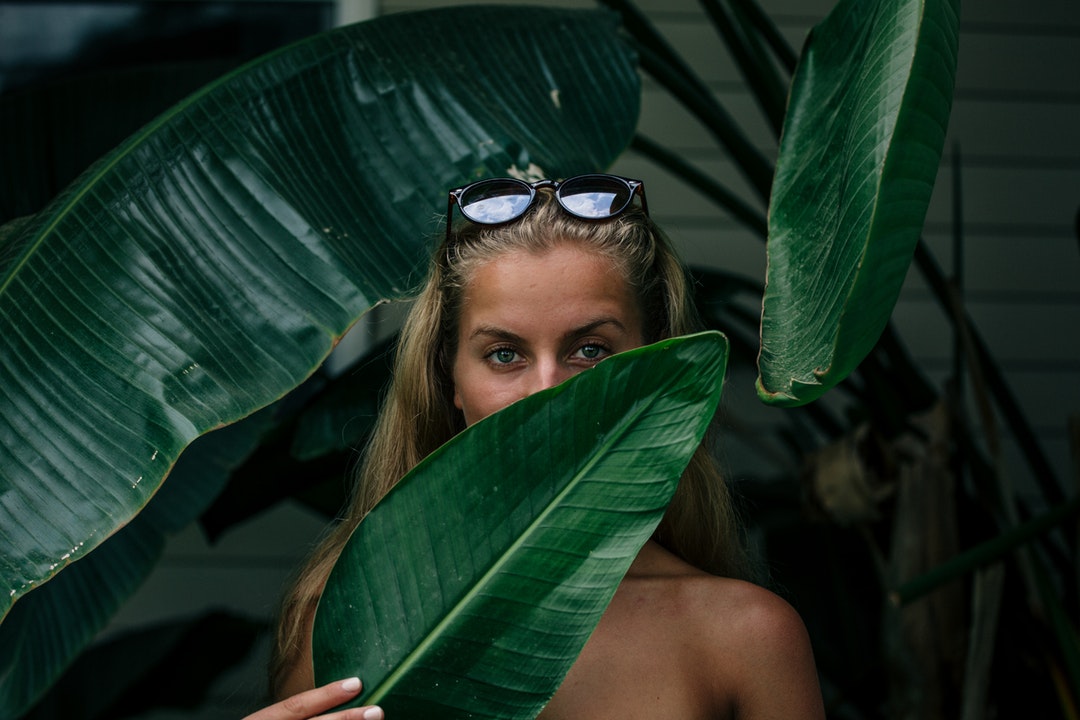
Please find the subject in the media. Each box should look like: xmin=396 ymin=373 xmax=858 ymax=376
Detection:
xmin=313 ymin=332 xmax=729 ymax=718
xmin=0 ymin=6 xmax=639 ymax=714
xmin=0 ymin=517 xmax=164 ymax=716
xmin=756 ymin=0 xmax=959 ymax=406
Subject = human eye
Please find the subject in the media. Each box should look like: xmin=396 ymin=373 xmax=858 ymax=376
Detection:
xmin=572 ymin=342 xmax=612 ymax=363
xmin=485 ymin=346 xmax=520 ymax=366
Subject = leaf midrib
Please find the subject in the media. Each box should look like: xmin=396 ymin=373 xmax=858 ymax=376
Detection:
xmin=363 ymin=389 xmax=667 ymax=705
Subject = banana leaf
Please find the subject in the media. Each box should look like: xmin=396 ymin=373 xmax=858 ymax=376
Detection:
xmin=313 ymin=332 xmax=730 ymax=718
xmin=0 ymin=6 xmax=639 ymax=715
xmin=756 ymin=0 xmax=959 ymax=406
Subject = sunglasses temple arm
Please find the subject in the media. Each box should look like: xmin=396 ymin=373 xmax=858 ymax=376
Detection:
xmin=445 ymin=191 xmax=459 ymax=242
xmin=637 ymin=184 xmax=649 ymax=216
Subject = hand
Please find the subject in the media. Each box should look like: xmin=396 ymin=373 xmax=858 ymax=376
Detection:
xmin=243 ymin=677 xmax=384 ymax=720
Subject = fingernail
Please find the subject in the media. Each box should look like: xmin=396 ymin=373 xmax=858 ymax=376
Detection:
xmin=341 ymin=677 xmax=361 ymax=692
xmin=363 ymin=707 xmax=384 ymax=720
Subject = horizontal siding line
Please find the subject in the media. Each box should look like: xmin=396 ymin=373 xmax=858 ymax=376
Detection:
xmin=640 ymin=82 xmax=1080 ymax=106
xmin=901 ymin=288 xmax=1080 ymax=305
xmin=638 ymin=15 xmax=1080 ymax=39
xmin=639 ymin=79 xmax=777 ymax=94
xmin=639 ymin=79 xmax=1080 ymax=107
xmin=388 ymin=4 xmax=1080 ymax=35
xmin=766 ymin=13 xmax=836 ymax=26
xmin=655 ymin=215 xmax=763 ymax=231
xmin=953 ymin=88 xmax=1080 ymax=104
xmin=386 ymin=4 xmax=1080 ymax=36
xmin=922 ymin=221 xmax=1073 ymax=238
xmin=632 ymin=140 xmax=1080 ymax=169
xmin=592 ymin=10 xmax=825 ymax=27
xmin=915 ymin=356 xmax=1080 ymax=376
xmin=641 ymin=12 xmax=1080 ymax=37
xmin=960 ymin=21 xmax=1080 ymax=38
xmin=723 ymin=417 xmax=1073 ymax=438
xmin=939 ymin=155 xmax=1080 ymax=170
xmin=646 ymin=18 xmax=1080 ymax=39
xmin=157 ymin=554 xmax=310 ymax=569
xmin=653 ymin=215 xmax=1075 ymax=241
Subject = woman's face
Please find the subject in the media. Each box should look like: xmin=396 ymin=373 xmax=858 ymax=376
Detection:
xmin=451 ymin=243 xmax=645 ymax=426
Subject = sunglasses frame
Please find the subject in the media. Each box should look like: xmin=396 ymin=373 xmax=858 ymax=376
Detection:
xmin=446 ymin=173 xmax=648 ymax=242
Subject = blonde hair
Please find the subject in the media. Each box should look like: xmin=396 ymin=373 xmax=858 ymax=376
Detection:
xmin=270 ymin=190 xmax=751 ymax=696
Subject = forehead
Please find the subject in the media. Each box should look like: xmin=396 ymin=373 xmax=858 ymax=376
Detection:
xmin=457 ymin=244 xmax=641 ymax=328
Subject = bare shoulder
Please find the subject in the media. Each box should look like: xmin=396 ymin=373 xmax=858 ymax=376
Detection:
xmin=686 ymin=575 xmax=810 ymax=652
xmin=683 ymin=576 xmax=825 ymax=720
xmin=630 ymin=542 xmax=808 ymax=648
xmin=627 ymin=543 xmax=825 ymax=720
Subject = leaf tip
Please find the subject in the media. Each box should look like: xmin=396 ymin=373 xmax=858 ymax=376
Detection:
xmin=755 ymin=373 xmax=828 ymax=408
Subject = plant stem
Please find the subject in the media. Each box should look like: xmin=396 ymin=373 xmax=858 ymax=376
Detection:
xmin=892 ymin=494 xmax=1080 ymax=605
xmin=913 ymin=240 xmax=1063 ymax=505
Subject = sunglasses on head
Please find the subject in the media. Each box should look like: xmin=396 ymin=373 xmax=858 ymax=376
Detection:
xmin=446 ymin=173 xmax=648 ymax=241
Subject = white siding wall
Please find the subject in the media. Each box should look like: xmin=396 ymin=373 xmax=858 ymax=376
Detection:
xmin=103 ymin=1 xmax=1079 ymax=716
xmin=380 ymin=0 xmax=1080 ymax=495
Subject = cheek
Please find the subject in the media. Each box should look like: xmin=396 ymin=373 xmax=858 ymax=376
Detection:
xmin=451 ymin=370 xmax=517 ymax=427
xmin=450 ymin=360 xmax=486 ymax=425
xmin=450 ymin=356 xmax=465 ymax=413
xmin=452 ymin=381 xmax=489 ymax=427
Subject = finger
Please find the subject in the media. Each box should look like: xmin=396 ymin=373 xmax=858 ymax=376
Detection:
xmin=244 ymin=677 xmax=381 ymax=720
xmin=281 ymin=677 xmax=361 ymax=718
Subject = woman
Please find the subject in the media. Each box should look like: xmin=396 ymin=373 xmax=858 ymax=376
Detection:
xmin=250 ymin=174 xmax=825 ymax=720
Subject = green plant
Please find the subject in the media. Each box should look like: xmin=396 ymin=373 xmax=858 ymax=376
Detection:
xmin=607 ymin=0 xmax=1078 ymax=717
xmin=0 ymin=7 xmax=639 ymax=715
xmin=5 ymin=0 xmax=1067 ymax=718
xmin=307 ymin=2 xmax=970 ymax=717
xmin=314 ymin=333 xmax=730 ymax=716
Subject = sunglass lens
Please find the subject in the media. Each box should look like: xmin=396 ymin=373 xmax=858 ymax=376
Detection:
xmin=458 ymin=179 xmax=534 ymax=224
xmin=557 ymin=175 xmax=632 ymax=219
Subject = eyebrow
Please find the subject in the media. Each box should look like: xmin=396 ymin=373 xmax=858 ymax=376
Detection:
xmin=467 ymin=317 xmax=630 ymax=344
